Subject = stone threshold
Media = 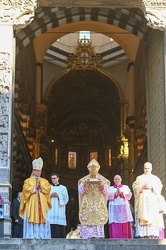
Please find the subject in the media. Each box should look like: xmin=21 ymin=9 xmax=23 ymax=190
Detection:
xmin=0 ymin=238 xmax=166 ymax=250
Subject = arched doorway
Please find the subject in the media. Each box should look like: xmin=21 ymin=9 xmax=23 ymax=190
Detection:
xmin=13 ymin=6 xmax=149 ymax=188
xmin=13 ymin=7 xmax=149 ymax=232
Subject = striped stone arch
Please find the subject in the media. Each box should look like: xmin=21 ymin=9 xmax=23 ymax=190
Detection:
xmin=15 ymin=6 xmax=152 ymax=53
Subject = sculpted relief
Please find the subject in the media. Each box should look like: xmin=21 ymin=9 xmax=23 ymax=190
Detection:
xmin=142 ymin=1 xmax=166 ymax=30
xmin=0 ymin=0 xmax=37 ymax=29
xmin=0 ymin=52 xmax=10 ymax=168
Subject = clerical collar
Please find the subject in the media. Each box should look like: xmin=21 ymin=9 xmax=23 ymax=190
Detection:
xmin=114 ymin=184 xmax=123 ymax=188
xmin=52 ymin=184 xmax=60 ymax=186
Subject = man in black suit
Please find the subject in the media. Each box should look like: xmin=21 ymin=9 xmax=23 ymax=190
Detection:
xmin=11 ymin=192 xmax=23 ymax=238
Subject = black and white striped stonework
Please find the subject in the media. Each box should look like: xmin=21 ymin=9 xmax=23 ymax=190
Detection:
xmin=15 ymin=7 xmax=152 ymax=54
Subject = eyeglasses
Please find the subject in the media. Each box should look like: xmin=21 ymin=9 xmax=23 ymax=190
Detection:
xmin=51 ymin=177 xmax=57 ymax=179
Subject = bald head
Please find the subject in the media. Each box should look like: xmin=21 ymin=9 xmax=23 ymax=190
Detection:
xmin=114 ymin=175 xmax=121 ymax=180
xmin=114 ymin=175 xmax=122 ymax=185
xmin=17 ymin=192 xmax=22 ymax=200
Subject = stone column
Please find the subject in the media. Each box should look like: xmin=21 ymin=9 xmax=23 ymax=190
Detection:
xmin=146 ymin=29 xmax=166 ymax=191
xmin=126 ymin=62 xmax=135 ymax=186
xmin=0 ymin=0 xmax=37 ymax=237
xmin=127 ymin=62 xmax=135 ymax=116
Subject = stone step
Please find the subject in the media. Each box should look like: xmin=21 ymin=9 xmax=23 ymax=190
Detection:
xmin=0 ymin=238 xmax=166 ymax=250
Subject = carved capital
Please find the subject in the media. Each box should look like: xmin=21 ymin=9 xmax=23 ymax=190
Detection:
xmin=0 ymin=0 xmax=37 ymax=29
xmin=142 ymin=1 xmax=166 ymax=30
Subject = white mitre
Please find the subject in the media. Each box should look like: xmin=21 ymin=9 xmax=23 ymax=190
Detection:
xmin=32 ymin=157 xmax=43 ymax=171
